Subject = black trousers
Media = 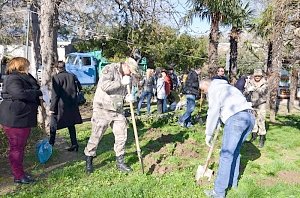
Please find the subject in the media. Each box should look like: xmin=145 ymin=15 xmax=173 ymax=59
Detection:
xmin=49 ymin=115 xmax=78 ymax=146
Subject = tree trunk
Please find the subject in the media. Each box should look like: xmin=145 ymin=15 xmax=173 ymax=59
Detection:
xmin=289 ymin=66 xmax=299 ymax=112
xmin=31 ymin=1 xmax=41 ymax=77
xmin=266 ymin=40 xmax=273 ymax=75
xmin=268 ymin=0 xmax=289 ymax=122
xmin=229 ymin=27 xmax=239 ymax=84
xmin=208 ymin=14 xmax=220 ymax=77
xmin=39 ymin=0 xmax=59 ymax=134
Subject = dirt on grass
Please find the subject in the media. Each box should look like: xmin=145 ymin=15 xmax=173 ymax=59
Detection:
xmin=260 ymin=170 xmax=300 ymax=187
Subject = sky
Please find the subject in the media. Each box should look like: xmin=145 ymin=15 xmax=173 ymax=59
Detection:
xmin=170 ymin=0 xmax=211 ymax=36
xmin=171 ymin=0 xmax=266 ymax=36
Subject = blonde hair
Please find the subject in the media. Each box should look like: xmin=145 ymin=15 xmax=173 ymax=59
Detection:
xmin=6 ymin=57 xmax=30 ymax=74
xmin=146 ymin=68 xmax=153 ymax=79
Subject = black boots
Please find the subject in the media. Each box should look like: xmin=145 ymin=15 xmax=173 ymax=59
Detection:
xmin=258 ymin=135 xmax=266 ymax=148
xmin=249 ymin=133 xmax=258 ymax=142
xmin=116 ymin=155 xmax=132 ymax=173
xmin=86 ymin=156 xmax=94 ymax=174
xmin=67 ymin=145 xmax=79 ymax=152
xmin=14 ymin=174 xmax=36 ymax=184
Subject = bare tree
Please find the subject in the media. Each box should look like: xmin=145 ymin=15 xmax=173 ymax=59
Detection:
xmin=268 ymin=0 xmax=291 ymax=122
xmin=30 ymin=0 xmax=41 ymax=74
xmin=39 ymin=0 xmax=60 ymax=133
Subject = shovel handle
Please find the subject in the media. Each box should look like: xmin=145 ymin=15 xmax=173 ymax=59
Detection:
xmin=127 ymin=85 xmax=144 ymax=174
xmin=202 ymin=128 xmax=220 ymax=173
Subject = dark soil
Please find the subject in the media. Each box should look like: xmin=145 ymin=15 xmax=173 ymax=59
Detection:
xmin=143 ymin=133 xmax=201 ymax=175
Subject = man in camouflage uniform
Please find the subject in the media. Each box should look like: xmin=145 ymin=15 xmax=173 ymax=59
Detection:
xmin=84 ymin=57 xmax=139 ymax=173
xmin=244 ymin=69 xmax=268 ymax=148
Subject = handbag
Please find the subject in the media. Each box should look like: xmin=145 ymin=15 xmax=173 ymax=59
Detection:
xmin=77 ymin=91 xmax=86 ymax=105
xmin=73 ymin=74 xmax=86 ymax=106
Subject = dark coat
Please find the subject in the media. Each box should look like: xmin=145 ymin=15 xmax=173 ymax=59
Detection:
xmin=182 ymin=70 xmax=200 ymax=97
xmin=50 ymin=71 xmax=82 ymax=130
xmin=0 ymin=72 xmax=42 ymax=128
xmin=235 ymin=76 xmax=247 ymax=93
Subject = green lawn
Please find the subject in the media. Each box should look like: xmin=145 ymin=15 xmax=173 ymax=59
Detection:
xmin=1 ymin=111 xmax=300 ymax=198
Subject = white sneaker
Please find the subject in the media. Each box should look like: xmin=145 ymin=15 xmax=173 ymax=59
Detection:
xmin=186 ymin=122 xmax=193 ymax=128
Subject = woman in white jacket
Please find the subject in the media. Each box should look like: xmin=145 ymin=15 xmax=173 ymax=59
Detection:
xmin=156 ymin=73 xmax=166 ymax=114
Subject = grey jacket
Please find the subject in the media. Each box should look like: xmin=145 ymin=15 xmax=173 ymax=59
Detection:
xmin=205 ymin=80 xmax=253 ymax=137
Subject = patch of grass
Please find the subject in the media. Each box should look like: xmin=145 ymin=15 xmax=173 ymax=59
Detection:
xmin=2 ymin=111 xmax=300 ymax=197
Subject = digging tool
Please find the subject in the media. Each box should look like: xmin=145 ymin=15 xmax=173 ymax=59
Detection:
xmin=127 ymin=85 xmax=145 ymax=174
xmin=195 ymin=127 xmax=220 ymax=183
xmin=197 ymin=90 xmax=204 ymax=124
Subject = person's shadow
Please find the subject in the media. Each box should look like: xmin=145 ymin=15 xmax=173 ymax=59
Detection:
xmin=239 ymin=142 xmax=261 ymax=179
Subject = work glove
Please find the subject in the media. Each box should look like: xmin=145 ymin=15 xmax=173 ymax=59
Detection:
xmin=205 ymin=135 xmax=213 ymax=148
xmin=121 ymin=75 xmax=131 ymax=86
xmin=125 ymin=94 xmax=135 ymax=103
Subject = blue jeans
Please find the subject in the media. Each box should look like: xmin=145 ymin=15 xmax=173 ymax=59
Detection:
xmin=179 ymin=94 xmax=196 ymax=125
xmin=163 ymin=96 xmax=167 ymax=113
xmin=214 ymin=110 xmax=255 ymax=197
xmin=137 ymin=91 xmax=152 ymax=114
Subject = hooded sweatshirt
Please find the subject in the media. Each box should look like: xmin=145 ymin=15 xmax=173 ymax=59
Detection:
xmin=205 ymin=79 xmax=253 ymax=137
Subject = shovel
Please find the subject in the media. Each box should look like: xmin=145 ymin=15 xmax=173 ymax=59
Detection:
xmin=195 ymin=127 xmax=220 ymax=183
xmin=127 ymin=85 xmax=145 ymax=174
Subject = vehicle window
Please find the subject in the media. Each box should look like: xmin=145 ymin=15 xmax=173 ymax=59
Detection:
xmin=66 ymin=55 xmax=77 ymax=65
xmin=81 ymin=57 xmax=91 ymax=66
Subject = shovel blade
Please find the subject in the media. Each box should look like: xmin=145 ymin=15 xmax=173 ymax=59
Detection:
xmin=195 ymin=165 xmax=214 ymax=182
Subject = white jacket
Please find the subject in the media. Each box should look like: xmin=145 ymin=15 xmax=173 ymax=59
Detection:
xmin=156 ymin=77 xmax=166 ymax=99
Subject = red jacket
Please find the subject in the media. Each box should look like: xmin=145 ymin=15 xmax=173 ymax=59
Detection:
xmin=164 ymin=75 xmax=172 ymax=95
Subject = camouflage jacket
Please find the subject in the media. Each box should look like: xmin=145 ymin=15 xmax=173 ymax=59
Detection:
xmin=244 ymin=78 xmax=268 ymax=108
xmin=93 ymin=63 xmax=127 ymax=112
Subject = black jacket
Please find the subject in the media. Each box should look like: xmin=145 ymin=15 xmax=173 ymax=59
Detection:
xmin=50 ymin=71 xmax=82 ymax=130
xmin=0 ymin=72 xmax=42 ymax=128
xmin=182 ymin=70 xmax=200 ymax=97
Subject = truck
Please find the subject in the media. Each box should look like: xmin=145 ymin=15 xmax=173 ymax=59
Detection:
xmin=37 ymin=50 xmax=148 ymax=86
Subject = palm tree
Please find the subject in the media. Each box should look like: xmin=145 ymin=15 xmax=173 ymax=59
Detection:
xmin=184 ymin=0 xmax=232 ymax=76
xmin=222 ymin=1 xmax=253 ymax=83
xmin=250 ymin=5 xmax=274 ymax=75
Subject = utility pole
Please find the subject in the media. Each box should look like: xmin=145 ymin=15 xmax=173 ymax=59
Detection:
xmin=25 ymin=1 xmax=31 ymax=59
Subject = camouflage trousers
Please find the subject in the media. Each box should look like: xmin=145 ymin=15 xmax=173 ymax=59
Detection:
xmin=252 ymin=103 xmax=267 ymax=135
xmin=84 ymin=109 xmax=128 ymax=157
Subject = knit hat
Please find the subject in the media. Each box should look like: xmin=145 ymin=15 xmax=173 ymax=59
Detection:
xmin=125 ymin=57 xmax=139 ymax=75
xmin=253 ymin=69 xmax=263 ymax=76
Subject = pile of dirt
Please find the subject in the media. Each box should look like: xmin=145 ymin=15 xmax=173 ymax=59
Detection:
xmin=143 ymin=137 xmax=200 ymax=175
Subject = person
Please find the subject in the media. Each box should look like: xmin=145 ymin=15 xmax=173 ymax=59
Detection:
xmin=49 ymin=61 xmax=83 ymax=151
xmin=167 ymin=66 xmax=179 ymax=90
xmin=199 ymin=78 xmax=255 ymax=198
xmin=167 ymin=66 xmax=180 ymax=109
xmin=178 ymin=67 xmax=201 ymax=128
xmin=0 ymin=57 xmax=42 ymax=184
xmin=156 ymin=72 xmax=166 ymax=114
xmin=234 ymin=75 xmax=248 ymax=93
xmin=84 ymin=57 xmax=139 ymax=173
xmin=161 ymin=69 xmax=172 ymax=113
xmin=212 ymin=67 xmax=229 ymax=82
xmin=137 ymin=68 xmax=155 ymax=115
xmin=244 ymin=69 xmax=268 ymax=148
